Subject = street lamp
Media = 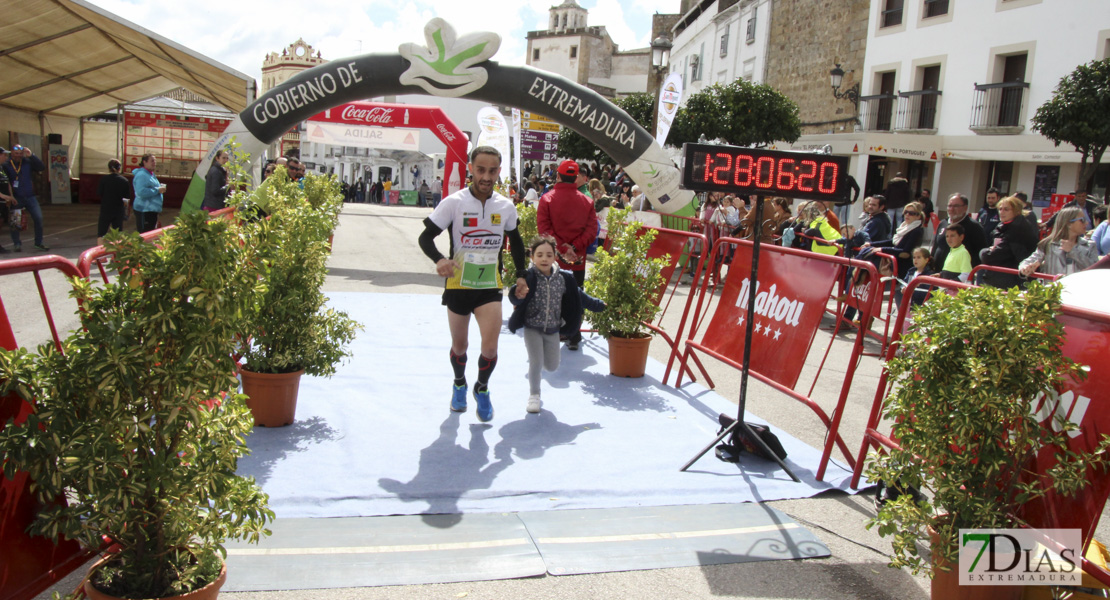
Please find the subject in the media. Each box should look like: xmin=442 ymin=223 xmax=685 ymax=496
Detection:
xmin=651 ymin=36 xmax=672 ymax=71
xmin=829 ymin=63 xmax=860 ymax=111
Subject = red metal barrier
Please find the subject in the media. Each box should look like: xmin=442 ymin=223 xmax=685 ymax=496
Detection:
xmin=77 ymin=206 xmax=238 ymax=281
xmin=850 ymin=275 xmax=1110 ymax=578
xmin=638 ymin=226 xmax=708 ymax=386
xmin=969 ymin=263 xmax=1060 ymax=284
xmin=0 ymin=256 xmax=89 ymax=600
xmin=675 ymin=238 xmax=880 ymax=480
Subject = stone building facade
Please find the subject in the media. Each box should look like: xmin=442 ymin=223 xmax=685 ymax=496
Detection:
xmin=764 ymin=0 xmax=870 ymax=136
xmin=525 ymin=0 xmax=655 ymax=98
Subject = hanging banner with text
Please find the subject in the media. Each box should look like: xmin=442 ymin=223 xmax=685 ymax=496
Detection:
xmin=655 ymin=72 xmax=683 ymax=147
xmin=699 ymin=242 xmax=841 ymax=388
xmin=304 ymin=121 xmax=421 ymax=151
xmin=521 ymin=110 xmax=559 ymax=162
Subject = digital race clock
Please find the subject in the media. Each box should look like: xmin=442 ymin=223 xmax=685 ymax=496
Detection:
xmin=681 ymin=143 xmax=851 ymax=203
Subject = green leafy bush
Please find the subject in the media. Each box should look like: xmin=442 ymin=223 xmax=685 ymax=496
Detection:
xmin=0 ymin=213 xmax=273 ymax=598
xmin=239 ymin=172 xmax=361 ymax=376
xmin=866 ymin=282 xmax=1110 ymax=574
xmin=584 ymin=207 xmax=667 ymax=338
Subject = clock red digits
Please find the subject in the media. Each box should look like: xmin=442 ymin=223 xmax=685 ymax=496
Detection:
xmin=701 ymin=153 xmax=713 ymax=182
xmin=755 ymin=156 xmax=775 ymax=188
xmin=733 ymin=154 xmax=753 ymax=186
xmin=818 ymin=162 xmax=839 ymax=194
xmin=798 ymin=160 xmax=817 ymax=192
xmin=712 ymin=152 xmax=733 ymax=184
xmin=777 ymin=159 xmax=796 ymax=190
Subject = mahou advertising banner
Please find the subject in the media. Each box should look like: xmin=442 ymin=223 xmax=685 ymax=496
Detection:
xmin=700 ymin=243 xmax=841 ymax=388
xmin=1023 ymin=310 xmax=1110 ymax=545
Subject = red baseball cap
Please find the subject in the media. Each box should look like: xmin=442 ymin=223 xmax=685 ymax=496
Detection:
xmin=557 ymin=160 xmax=579 ymax=177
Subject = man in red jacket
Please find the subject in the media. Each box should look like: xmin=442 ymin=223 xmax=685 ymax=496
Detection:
xmin=537 ymin=159 xmax=598 ymax=350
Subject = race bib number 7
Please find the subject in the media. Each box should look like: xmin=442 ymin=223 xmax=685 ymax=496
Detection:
xmin=459 ymin=251 xmax=499 ymax=289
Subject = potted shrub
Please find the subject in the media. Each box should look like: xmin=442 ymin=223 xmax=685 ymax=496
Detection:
xmin=0 ymin=212 xmax=273 ymax=599
xmin=865 ymin=282 xmax=1110 ymax=599
xmin=584 ymin=206 xmax=668 ymax=377
xmin=237 ymin=171 xmax=361 ymax=426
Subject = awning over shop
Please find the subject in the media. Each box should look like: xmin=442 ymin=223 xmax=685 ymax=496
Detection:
xmin=0 ymin=0 xmax=254 ymax=119
xmin=785 ymin=133 xmax=941 ymax=162
xmin=941 ymin=149 xmax=1083 ymax=163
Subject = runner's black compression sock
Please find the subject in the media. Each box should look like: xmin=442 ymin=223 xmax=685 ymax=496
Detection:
xmin=450 ymin=350 xmax=467 ymax=387
xmin=476 ymin=354 xmax=497 ymax=391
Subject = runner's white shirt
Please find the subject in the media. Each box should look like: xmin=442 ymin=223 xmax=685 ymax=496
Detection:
xmin=428 ymin=187 xmax=519 ymax=290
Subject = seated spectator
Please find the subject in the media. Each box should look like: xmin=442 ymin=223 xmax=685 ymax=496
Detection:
xmin=863 ymin=201 xmax=927 ymax=280
xmin=1090 ymin=204 xmax=1108 ymax=256
xmin=979 ymin=195 xmax=1040 ymax=289
xmin=801 ymin=201 xmax=840 ymax=255
xmin=895 ymin=247 xmax=937 ymax=309
xmin=939 ymin=223 xmax=972 ymax=282
xmin=770 ymin=197 xmax=793 ymax=240
xmin=1020 ymin=206 xmax=1099 ymax=277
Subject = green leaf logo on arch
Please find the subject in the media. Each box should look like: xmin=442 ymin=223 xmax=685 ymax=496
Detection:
xmin=400 ymin=18 xmax=501 ymax=98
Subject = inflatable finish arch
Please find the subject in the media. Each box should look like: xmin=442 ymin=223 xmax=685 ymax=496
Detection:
xmin=184 ymin=18 xmax=695 ymax=216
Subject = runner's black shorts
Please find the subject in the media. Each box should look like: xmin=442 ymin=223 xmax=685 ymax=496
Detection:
xmin=442 ymin=288 xmax=503 ymax=316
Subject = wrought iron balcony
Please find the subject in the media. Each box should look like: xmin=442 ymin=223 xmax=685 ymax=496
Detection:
xmin=895 ymin=89 xmax=942 ymax=133
xmin=969 ymin=81 xmax=1029 ymax=134
xmin=859 ymin=93 xmax=898 ymax=132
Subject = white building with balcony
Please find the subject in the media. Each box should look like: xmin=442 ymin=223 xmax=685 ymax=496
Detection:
xmin=789 ymin=0 xmax=1110 ymax=215
xmin=670 ymin=0 xmax=772 ymax=93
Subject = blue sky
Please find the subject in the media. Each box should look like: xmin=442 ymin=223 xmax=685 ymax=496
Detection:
xmin=87 ymin=0 xmax=675 ymax=84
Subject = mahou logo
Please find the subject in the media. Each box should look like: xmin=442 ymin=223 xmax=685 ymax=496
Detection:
xmin=341 ymin=106 xmax=395 ymax=124
xmin=735 ymin=280 xmax=805 ymax=327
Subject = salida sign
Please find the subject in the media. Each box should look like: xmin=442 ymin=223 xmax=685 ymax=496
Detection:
xmin=700 ymin=243 xmax=840 ymax=388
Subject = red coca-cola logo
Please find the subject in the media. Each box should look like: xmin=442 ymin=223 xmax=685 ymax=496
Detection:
xmin=436 ymin=123 xmax=456 ymax=142
xmin=341 ymin=106 xmax=394 ymax=124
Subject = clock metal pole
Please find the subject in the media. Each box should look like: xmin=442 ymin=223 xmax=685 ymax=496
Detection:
xmin=681 ymin=195 xmax=800 ymax=482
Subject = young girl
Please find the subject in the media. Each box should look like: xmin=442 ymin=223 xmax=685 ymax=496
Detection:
xmin=508 ymin=236 xmax=606 ymax=414
xmin=896 ymin=247 xmax=936 ymax=309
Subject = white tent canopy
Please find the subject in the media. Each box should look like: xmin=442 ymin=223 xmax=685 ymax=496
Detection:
xmin=0 ymin=0 xmax=254 ymax=119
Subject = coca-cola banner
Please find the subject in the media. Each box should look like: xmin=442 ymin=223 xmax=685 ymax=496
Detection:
xmin=700 ymin=242 xmax=841 ymax=388
xmin=307 ymin=102 xmax=468 ymax=199
xmin=184 ymin=18 xmax=694 ymax=216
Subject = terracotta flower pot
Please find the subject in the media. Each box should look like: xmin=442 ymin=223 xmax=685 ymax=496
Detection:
xmin=240 ymin=367 xmax=305 ymax=427
xmin=607 ymin=334 xmax=652 ymax=378
xmin=84 ymin=562 xmax=227 ymax=600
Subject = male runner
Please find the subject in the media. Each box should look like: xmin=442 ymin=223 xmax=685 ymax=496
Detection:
xmin=418 ymin=146 xmax=528 ymax=422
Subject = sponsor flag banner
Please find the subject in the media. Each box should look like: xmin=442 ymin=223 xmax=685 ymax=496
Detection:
xmin=655 ymin=73 xmax=683 ymax=146
xmin=48 ymin=144 xmax=70 ymax=205
xmin=700 ymin=244 xmax=840 ymax=388
xmin=476 ymin=106 xmax=511 ymax=183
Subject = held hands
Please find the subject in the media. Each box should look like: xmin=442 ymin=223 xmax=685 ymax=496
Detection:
xmin=435 ymin=258 xmax=460 ymax=278
xmin=561 ymin=246 xmax=579 ymax=264
xmin=515 ymin=277 xmax=529 ymax=299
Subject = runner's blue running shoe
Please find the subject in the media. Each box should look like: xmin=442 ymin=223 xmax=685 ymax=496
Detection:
xmin=451 ymin=384 xmax=467 ymax=412
xmin=473 ymin=387 xmax=493 ymax=422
